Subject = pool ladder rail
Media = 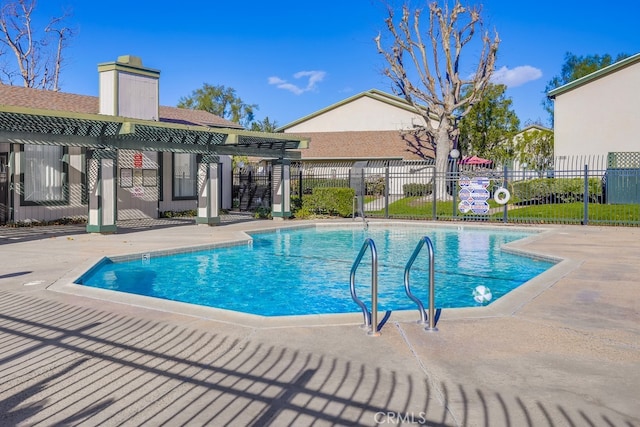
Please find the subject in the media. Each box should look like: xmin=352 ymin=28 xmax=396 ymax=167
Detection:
xmin=349 ymin=238 xmax=379 ymax=336
xmin=404 ymin=236 xmax=438 ymax=332
xmin=350 ymin=236 xmax=437 ymax=336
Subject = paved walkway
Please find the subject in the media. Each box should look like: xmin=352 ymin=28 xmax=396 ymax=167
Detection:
xmin=0 ymin=219 xmax=638 ymax=426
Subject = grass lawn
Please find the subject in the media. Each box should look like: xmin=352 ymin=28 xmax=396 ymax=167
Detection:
xmin=367 ymin=196 xmax=459 ymax=218
xmin=497 ymin=202 xmax=640 ymax=224
xmin=367 ymin=196 xmax=640 ymax=224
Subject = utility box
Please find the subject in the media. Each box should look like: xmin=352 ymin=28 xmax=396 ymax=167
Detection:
xmin=605 ymin=152 xmax=640 ymax=204
xmin=350 ymin=161 xmax=368 ymax=217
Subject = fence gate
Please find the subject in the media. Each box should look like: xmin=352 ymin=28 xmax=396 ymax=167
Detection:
xmin=605 ymin=152 xmax=640 ymax=204
xmin=232 ymin=163 xmax=272 ymax=211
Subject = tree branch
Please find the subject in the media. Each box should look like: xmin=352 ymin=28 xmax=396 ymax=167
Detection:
xmin=0 ymin=0 xmax=73 ymax=90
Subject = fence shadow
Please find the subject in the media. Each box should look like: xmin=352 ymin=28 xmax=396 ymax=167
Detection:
xmin=0 ymin=213 xmax=259 ymax=244
xmin=0 ymin=292 xmax=635 ymax=426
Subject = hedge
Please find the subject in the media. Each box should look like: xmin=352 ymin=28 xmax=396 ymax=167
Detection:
xmin=403 ymin=182 xmax=433 ymax=197
xmin=302 ymin=187 xmax=356 ymax=217
xmin=291 ymin=178 xmax=350 ymax=195
xmin=510 ymin=177 xmax=603 ymax=204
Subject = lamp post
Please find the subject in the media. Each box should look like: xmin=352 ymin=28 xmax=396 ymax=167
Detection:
xmin=450 ymin=149 xmax=460 ymax=217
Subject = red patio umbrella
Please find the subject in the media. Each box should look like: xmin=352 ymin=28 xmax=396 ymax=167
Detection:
xmin=459 ymin=155 xmax=493 ymax=165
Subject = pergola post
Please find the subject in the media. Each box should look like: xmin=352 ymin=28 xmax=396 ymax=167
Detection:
xmin=271 ymin=158 xmax=291 ymax=219
xmin=86 ymin=150 xmax=118 ymax=233
xmin=196 ymin=154 xmax=221 ymax=226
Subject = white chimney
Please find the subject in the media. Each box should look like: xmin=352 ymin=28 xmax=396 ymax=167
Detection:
xmin=98 ymin=55 xmax=160 ymax=121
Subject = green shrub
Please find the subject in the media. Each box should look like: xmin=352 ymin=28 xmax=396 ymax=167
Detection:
xmin=253 ymin=206 xmax=272 ymax=219
xmin=303 ymin=187 xmax=356 ymax=217
xmin=403 ymin=182 xmax=433 ymax=197
xmin=290 ymin=196 xmax=303 ymax=214
xmin=297 ymin=177 xmax=349 ymax=195
xmin=160 ymin=209 xmax=197 ymax=218
xmin=511 ymin=178 xmax=602 ymax=203
xmin=292 ymin=205 xmax=314 ymax=219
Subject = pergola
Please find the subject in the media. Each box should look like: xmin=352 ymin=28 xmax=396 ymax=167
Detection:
xmin=0 ymin=105 xmax=309 ymax=232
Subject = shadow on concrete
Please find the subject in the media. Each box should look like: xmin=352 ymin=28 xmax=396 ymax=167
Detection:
xmin=0 ymin=291 xmax=634 ymax=426
xmin=0 ymin=271 xmax=32 ymax=279
xmin=0 ymin=224 xmax=86 ymax=245
xmin=0 ymin=213 xmax=260 ymax=244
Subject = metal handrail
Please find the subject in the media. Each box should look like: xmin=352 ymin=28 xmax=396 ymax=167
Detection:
xmin=404 ymin=236 xmax=438 ymax=331
xmin=350 ymin=238 xmax=380 ymax=336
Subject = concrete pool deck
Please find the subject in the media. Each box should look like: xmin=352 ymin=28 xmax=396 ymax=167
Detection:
xmin=0 ymin=219 xmax=638 ymax=426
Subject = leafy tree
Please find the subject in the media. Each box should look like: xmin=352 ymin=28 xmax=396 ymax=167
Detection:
xmin=0 ymin=0 xmax=74 ymax=90
xmin=178 ymin=83 xmax=257 ymax=128
xmin=375 ymin=0 xmax=499 ymax=199
xmin=544 ymin=52 xmax=629 ymax=125
xmin=514 ymin=127 xmax=554 ymax=175
xmin=250 ymin=116 xmax=279 ymax=132
xmin=458 ymin=83 xmax=520 ymax=164
xmin=232 ymin=155 xmax=249 ymax=170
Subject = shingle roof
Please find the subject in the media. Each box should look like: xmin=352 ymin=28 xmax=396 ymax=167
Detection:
xmin=0 ymin=83 xmax=242 ymax=129
xmin=287 ymin=130 xmax=431 ymax=161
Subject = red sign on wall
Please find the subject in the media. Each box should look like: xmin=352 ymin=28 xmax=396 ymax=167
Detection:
xmin=133 ymin=152 xmax=143 ymax=168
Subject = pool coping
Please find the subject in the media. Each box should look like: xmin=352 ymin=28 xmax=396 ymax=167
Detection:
xmin=49 ymin=220 xmax=579 ymax=329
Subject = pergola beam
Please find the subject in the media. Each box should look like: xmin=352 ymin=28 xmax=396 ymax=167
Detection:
xmin=0 ymin=130 xmax=107 ymax=148
xmin=0 ymin=106 xmax=309 ymax=156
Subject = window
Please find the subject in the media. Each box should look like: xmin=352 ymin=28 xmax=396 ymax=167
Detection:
xmin=22 ymin=145 xmax=67 ymax=204
xmin=173 ymin=153 xmax=197 ymax=199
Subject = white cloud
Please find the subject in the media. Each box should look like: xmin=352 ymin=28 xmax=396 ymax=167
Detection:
xmin=268 ymin=70 xmax=327 ymax=95
xmin=491 ymin=65 xmax=542 ymax=88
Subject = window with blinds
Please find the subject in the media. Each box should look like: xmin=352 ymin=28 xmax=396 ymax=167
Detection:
xmin=23 ymin=145 xmax=67 ymax=204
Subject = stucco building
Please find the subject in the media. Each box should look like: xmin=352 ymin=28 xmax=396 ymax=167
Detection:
xmin=548 ymin=52 xmax=640 ymax=159
xmin=0 ymin=56 xmax=306 ymax=230
xmin=278 ymin=89 xmax=434 ymax=161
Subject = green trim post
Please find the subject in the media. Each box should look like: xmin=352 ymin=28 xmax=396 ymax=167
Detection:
xmin=271 ymin=158 xmax=291 ymax=219
xmin=196 ymin=154 xmax=221 ymax=226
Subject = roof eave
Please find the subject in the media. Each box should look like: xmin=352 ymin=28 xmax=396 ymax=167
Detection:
xmin=547 ymin=52 xmax=640 ymax=98
xmin=276 ymin=89 xmax=420 ymax=132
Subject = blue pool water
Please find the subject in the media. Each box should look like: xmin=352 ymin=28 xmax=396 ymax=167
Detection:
xmin=76 ymin=225 xmax=555 ymax=316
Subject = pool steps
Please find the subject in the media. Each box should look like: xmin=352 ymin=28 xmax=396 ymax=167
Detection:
xmin=350 ymin=236 xmax=437 ymax=336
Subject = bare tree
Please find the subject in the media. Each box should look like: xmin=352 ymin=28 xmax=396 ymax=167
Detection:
xmin=0 ymin=0 xmax=73 ymax=90
xmin=375 ymin=1 xmax=499 ymax=199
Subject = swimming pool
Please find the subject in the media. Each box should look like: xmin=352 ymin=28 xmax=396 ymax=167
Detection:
xmin=75 ymin=224 xmax=556 ymax=317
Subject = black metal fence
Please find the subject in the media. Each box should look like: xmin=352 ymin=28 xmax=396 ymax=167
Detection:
xmin=232 ymin=163 xmax=272 ymax=211
xmin=232 ymin=154 xmax=640 ymax=226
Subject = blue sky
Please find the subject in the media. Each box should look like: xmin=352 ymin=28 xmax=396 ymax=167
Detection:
xmin=32 ymin=0 xmax=640 ymax=128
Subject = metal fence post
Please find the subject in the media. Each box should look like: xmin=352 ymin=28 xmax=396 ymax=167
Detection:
xmin=384 ymin=162 xmax=390 ymax=219
xmin=432 ymin=170 xmax=437 ymax=220
xmin=298 ymin=169 xmax=303 ymax=200
xmin=503 ymin=164 xmax=509 ymax=223
xmin=361 ymin=169 xmax=366 ymax=217
xmin=583 ymin=164 xmax=589 ymax=225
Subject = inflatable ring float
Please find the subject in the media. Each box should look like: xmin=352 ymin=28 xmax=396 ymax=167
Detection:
xmin=493 ymin=187 xmax=510 ymax=205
